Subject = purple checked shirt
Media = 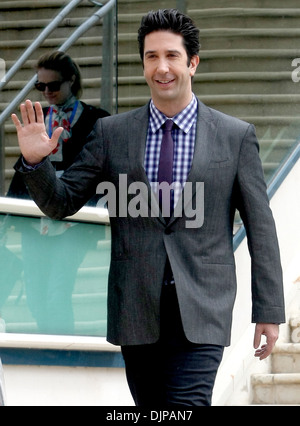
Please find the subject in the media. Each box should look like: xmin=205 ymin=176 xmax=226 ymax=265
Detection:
xmin=144 ymin=94 xmax=198 ymax=211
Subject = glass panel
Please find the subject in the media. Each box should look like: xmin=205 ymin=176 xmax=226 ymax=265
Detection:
xmin=0 ymin=212 xmax=110 ymax=336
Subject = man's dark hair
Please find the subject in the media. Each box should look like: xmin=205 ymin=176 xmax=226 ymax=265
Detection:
xmin=138 ymin=9 xmax=200 ymax=65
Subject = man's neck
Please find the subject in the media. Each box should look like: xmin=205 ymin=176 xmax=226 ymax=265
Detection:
xmin=152 ymin=93 xmax=194 ymax=118
xmin=152 ymin=93 xmax=193 ymax=118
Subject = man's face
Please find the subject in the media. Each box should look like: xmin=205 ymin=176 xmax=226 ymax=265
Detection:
xmin=143 ymin=30 xmax=199 ymax=116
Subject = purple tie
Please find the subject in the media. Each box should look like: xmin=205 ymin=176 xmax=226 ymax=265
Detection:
xmin=158 ymin=119 xmax=174 ymax=217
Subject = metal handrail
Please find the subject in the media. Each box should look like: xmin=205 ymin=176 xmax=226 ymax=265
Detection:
xmin=89 ymin=0 xmax=104 ymax=5
xmin=0 ymin=0 xmax=116 ymax=127
xmin=0 ymin=196 xmax=109 ymax=224
xmin=0 ymin=0 xmax=84 ymax=92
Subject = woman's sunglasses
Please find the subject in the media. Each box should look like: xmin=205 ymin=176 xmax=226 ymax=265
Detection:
xmin=35 ymin=80 xmax=65 ymax=92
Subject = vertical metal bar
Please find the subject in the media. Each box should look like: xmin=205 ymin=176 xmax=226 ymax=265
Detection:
xmin=0 ymin=125 xmax=5 ymax=196
xmin=101 ymin=7 xmax=114 ymax=114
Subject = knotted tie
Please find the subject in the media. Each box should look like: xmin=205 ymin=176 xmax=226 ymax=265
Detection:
xmin=157 ymin=119 xmax=174 ymax=217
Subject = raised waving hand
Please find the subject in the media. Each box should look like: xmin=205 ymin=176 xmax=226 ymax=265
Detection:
xmin=11 ymin=100 xmax=63 ymax=166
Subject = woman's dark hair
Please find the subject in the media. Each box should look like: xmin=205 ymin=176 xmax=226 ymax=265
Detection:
xmin=35 ymin=51 xmax=82 ymax=98
xmin=138 ymin=9 xmax=200 ymax=65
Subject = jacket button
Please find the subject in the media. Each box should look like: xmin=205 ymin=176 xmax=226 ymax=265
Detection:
xmin=165 ymin=228 xmax=172 ymax=235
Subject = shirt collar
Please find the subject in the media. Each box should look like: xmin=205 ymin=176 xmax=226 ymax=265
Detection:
xmin=149 ymin=93 xmax=198 ymax=134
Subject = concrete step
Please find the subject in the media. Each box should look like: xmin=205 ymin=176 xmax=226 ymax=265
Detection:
xmin=190 ymin=8 xmax=300 ymax=29
xmin=0 ymin=35 xmax=104 ymax=61
xmin=0 ymin=0 xmax=96 ymax=21
xmin=118 ymin=25 xmax=300 ymax=51
xmin=198 ymin=29 xmax=300 ymax=51
xmin=119 ymin=0 xmax=297 ymax=10
xmin=0 ymin=16 xmax=102 ymax=42
xmin=251 ymin=316 xmax=300 ymax=405
xmin=117 ymin=7 xmax=300 ymax=31
xmin=198 ymin=49 xmax=298 ymax=73
xmin=187 ymin=0 xmax=300 ymax=8
xmin=272 ymin=343 xmax=300 ymax=374
xmin=252 ymin=373 xmax=300 ymax=405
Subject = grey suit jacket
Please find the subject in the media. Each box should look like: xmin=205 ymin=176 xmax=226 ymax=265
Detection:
xmin=15 ymin=98 xmax=285 ymax=346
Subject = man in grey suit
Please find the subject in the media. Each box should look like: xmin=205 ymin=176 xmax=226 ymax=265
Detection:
xmin=11 ymin=9 xmax=285 ymax=406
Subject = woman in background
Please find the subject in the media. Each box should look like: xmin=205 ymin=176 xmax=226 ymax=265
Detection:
xmin=8 ymin=52 xmax=109 ymax=335
xmin=9 ymin=50 xmax=109 ymax=194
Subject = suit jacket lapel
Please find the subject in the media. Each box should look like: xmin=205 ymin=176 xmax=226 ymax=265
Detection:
xmin=171 ymin=99 xmax=219 ymax=225
xmin=127 ymin=103 xmax=163 ymax=222
xmin=128 ymin=103 xmax=149 ymax=170
xmin=126 ymin=100 xmax=220 ymax=226
xmin=187 ymin=99 xmax=218 ymax=184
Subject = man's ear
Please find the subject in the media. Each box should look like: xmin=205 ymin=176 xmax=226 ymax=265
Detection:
xmin=189 ymin=55 xmax=200 ymax=77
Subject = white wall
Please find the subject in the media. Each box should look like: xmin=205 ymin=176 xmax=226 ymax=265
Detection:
xmin=4 ymin=365 xmax=133 ymax=406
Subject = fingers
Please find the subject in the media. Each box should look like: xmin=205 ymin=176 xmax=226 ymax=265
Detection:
xmin=34 ymin=101 xmax=45 ymax=124
xmin=52 ymin=127 xmax=64 ymax=145
xmin=11 ymin=113 xmax=21 ymax=130
xmin=253 ymin=327 xmax=261 ymax=350
xmin=27 ymin=100 xmax=37 ymax=123
xmin=20 ymin=102 xmax=29 ymax=126
xmin=20 ymin=100 xmax=37 ymax=125
xmin=254 ymin=323 xmax=279 ymax=361
xmin=255 ymin=344 xmax=271 ymax=360
xmin=11 ymin=100 xmax=43 ymax=127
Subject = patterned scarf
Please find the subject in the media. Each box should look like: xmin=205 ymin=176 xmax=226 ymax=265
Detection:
xmin=45 ymin=95 xmax=84 ymax=162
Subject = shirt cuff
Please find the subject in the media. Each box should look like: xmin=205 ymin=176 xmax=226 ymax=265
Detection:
xmin=21 ymin=157 xmax=45 ymax=170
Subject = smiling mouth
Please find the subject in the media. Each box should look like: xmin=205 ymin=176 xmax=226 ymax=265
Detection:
xmin=156 ymin=79 xmax=174 ymax=85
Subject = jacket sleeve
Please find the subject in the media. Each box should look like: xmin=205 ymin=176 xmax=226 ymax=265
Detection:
xmin=13 ymin=119 xmax=107 ymax=220
xmin=234 ymin=124 xmax=285 ymax=324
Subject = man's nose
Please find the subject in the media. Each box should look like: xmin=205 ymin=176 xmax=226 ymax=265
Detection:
xmin=156 ymin=58 xmax=169 ymax=73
